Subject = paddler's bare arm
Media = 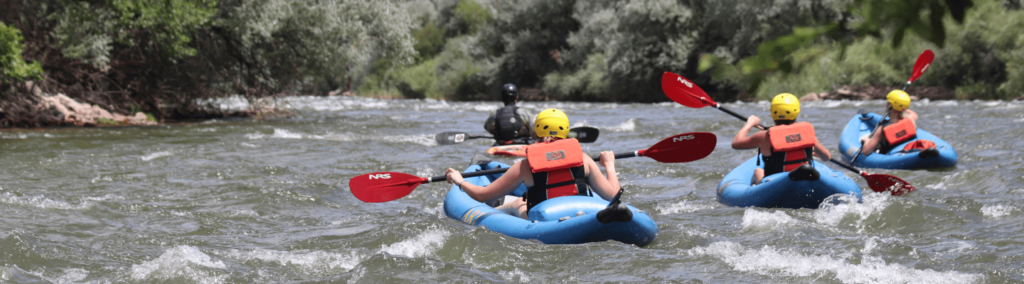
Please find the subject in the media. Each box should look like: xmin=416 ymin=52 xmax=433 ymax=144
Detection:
xmin=445 ymin=160 xmax=529 ymax=202
xmin=732 ymin=115 xmax=766 ymax=149
xmin=585 ymin=151 xmax=620 ymax=201
xmin=813 ymin=139 xmax=832 ymax=160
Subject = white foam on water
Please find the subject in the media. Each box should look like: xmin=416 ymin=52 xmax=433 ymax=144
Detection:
xmin=472 ymin=104 xmax=499 ymax=112
xmin=814 ymin=100 xmax=847 ymax=109
xmin=499 ymin=268 xmax=531 ymax=282
xmin=220 ymin=248 xmax=364 ymax=275
xmin=414 ymin=165 xmax=438 ymax=178
xmin=382 ymin=134 xmax=435 ymax=146
xmin=141 ymin=151 xmax=173 ymax=161
xmin=82 ymin=194 xmax=122 ymax=202
xmin=687 ymin=241 xmax=982 ymax=284
xmin=380 ymin=228 xmax=450 ymax=258
xmin=815 ymin=194 xmax=889 ymax=228
xmin=0 ymin=192 xmax=91 ymax=210
xmin=656 ymin=200 xmax=715 ymax=214
xmin=55 ymin=268 xmax=88 ymax=283
xmin=926 ymin=172 xmax=963 ymax=191
xmin=90 ymin=175 xmax=113 ymax=184
xmin=599 ymin=118 xmax=636 ymax=132
xmin=245 ymin=132 xmax=267 ymax=140
xmin=271 ymin=128 xmax=307 ymax=139
xmin=130 ymin=245 xmax=227 ymax=282
xmin=980 ymin=204 xmax=1015 ymax=218
xmin=863 ymin=237 xmax=879 ymax=254
xmin=740 ymin=208 xmax=798 ymax=230
xmin=239 ymin=142 xmax=259 ymax=148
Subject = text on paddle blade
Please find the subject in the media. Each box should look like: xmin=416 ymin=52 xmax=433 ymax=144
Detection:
xmin=673 ymin=134 xmax=695 ymax=142
xmin=676 ymin=77 xmax=693 ymax=88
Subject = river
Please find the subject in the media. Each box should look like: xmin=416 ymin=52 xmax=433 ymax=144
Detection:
xmin=1 ymin=96 xmax=1022 ymax=283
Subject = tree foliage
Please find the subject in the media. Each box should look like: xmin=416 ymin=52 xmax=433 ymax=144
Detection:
xmin=0 ymin=22 xmax=43 ymax=83
xmin=1 ymin=0 xmax=416 ymax=125
xmin=703 ymin=0 xmax=976 ymax=96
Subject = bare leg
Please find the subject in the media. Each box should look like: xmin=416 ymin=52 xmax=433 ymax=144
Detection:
xmin=753 ymin=168 xmax=765 ymax=185
xmin=494 ymin=197 xmax=529 ymax=219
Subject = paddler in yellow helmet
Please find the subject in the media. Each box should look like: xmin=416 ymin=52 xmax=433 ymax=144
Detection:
xmin=445 ymin=108 xmax=621 ymax=218
xmin=861 ymin=90 xmax=928 ymax=155
xmin=731 ymin=93 xmax=832 ymax=184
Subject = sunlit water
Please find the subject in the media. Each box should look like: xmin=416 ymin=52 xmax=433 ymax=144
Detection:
xmin=1 ymin=96 xmax=1022 ymax=283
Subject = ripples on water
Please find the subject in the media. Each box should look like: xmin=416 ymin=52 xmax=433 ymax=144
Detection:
xmin=1 ymin=96 xmax=1022 ymax=283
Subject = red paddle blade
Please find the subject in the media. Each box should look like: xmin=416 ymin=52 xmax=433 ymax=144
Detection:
xmin=349 ymin=172 xmax=427 ymax=202
xmin=861 ymin=172 xmax=917 ymax=196
xmin=640 ymin=132 xmax=717 ymax=163
xmin=661 ymin=72 xmax=717 ymax=108
xmin=908 ymin=49 xmax=934 ymax=82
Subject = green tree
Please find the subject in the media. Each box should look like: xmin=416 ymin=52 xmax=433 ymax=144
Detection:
xmin=0 ymin=22 xmax=43 ymax=82
xmin=703 ymin=0 xmax=975 ymax=97
xmin=217 ymin=0 xmax=417 ymax=93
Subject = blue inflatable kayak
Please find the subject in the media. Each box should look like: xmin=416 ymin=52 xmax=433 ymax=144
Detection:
xmin=838 ymin=112 xmax=957 ymax=169
xmin=717 ymin=156 xmax=862 ymax=209
xmin=443 ymin=161 xmax=658 ymax=246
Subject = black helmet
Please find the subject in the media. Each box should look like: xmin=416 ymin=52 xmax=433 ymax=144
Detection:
xmin=501 ymin=83 xmax=518 ymax=105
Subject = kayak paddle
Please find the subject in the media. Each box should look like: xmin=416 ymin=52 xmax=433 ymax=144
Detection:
xmin=829 ymin=158 xmax=916 ymax=196
xmin=434 ymin=126 xmax=600 ymax=145
xmin=350 ymin=132 xmax=717 ymax=203
xmin=902 ymin=49 xmax=934 ymax=91
xmin=660 ymin=72 xmax=917 ymax=195
xmin=660 ymin=72 xmax=771 ymax=130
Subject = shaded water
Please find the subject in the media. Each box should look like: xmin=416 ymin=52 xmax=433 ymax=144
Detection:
xmin=1 ymin=96 xmax=1022 ymax=283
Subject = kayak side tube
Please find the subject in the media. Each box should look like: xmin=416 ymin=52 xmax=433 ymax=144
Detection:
xmin=716 ymin=156 xmax=862 ymax=209
xmin=443 ymin=161 xmax=658 ymax=246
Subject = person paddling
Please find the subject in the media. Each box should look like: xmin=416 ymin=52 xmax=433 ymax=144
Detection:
xmin=731 ymin=93 xmax=831 ymax=184
xmin=484 ymin=84 xmax=534 ymax=145
xmin=860 ymin=90 xmax=935 ymax=156
xmin=446 ymin=108 xmax=621 ymax=218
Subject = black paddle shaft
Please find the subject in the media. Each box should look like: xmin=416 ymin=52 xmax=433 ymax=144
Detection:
xmin=828 ymin=158 xmax=862 ymax=174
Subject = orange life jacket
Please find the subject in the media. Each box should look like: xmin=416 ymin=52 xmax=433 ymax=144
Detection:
xmin=882 ymin=118 xmax=917 ymax=146
xmin=524 ymin=138 xmax=589 ymax=210
xmin=762 ymin=122 xmax=817 ymax=176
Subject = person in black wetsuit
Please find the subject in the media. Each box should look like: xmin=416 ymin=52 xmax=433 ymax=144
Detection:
xmin=484 ymin=84 xmax=533 ymax=145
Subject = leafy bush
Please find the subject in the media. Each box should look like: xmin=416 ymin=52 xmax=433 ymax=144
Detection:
xmin=751 ymin=0 xmax=1024 ymax=100
xmin=0 ymin=23 xmax=43 ymax=82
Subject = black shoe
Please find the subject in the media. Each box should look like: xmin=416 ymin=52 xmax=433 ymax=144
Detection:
xmin=919 ymin=147 xmax=940 ymax=158
xmin=788 ymin=164 xmax=821 ymax=181
xmin=596 ymin=203 xmax=633 ymax=224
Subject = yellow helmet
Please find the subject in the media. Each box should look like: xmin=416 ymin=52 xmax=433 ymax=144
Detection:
xmin=886 ymin=90 xmax=911 ymax=111
xmin=534 ymin=108 xmax=569 ymax=139
xmin=770 ymin=93 xmax=800 ymax=121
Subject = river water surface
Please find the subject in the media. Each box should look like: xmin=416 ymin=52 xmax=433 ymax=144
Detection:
xmin=1 ymin=96 xmax=1023 ymax=283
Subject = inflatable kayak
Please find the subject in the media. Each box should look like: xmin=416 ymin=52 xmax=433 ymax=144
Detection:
xmin=443 ymin=161 xmax=658 ymax=246
xmin=717 ymin=156 xmax=862 ymax=209
xmin=838 ymin=112 xmax=957 ymax=169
